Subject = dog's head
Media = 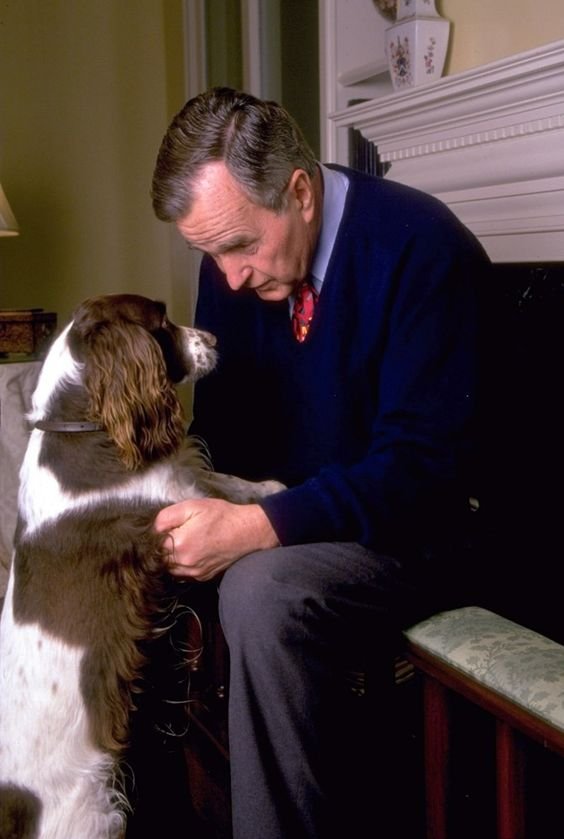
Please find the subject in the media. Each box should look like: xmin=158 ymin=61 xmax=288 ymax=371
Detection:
xmin=66 ymin=293 xmax=217 ymax=470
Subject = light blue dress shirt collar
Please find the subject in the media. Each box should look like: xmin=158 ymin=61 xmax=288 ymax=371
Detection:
xmin=310 ymin=164 xmax=349 ymax=293
xmin=288 ymin=164 xmax=349 ymax=313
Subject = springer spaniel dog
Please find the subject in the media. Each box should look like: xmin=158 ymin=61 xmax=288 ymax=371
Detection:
xmin=0 ymin=294 xmax=283 ymax=839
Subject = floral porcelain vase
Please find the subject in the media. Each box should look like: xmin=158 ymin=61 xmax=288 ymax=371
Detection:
xmin=385 ymin=0 xmax=450 ymax=91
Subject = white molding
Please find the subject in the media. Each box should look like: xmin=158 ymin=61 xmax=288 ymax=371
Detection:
xmin=319 ymin=0 xmax=392 ymax=164
xmin=337 ymin=60 xmax=389 ymax=87
xmin=330 ymin=39 xmax=564 ymax=262
xmin=319 ymin=0 xmax=340 ymax=163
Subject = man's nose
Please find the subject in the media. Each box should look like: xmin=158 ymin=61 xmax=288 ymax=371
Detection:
xmin=216 ymin=254 xmax=252 ymax=291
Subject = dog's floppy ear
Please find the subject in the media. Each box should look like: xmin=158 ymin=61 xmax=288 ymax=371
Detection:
xmin=73 ymin=318 xmax=186 ymax=469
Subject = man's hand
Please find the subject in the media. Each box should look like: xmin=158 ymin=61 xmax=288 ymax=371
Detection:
xmin=154 ymin=498 xmax=280 ymax=581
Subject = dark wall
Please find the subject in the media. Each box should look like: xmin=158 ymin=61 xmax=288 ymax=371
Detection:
xmin=475 ymin=263 xmax=564 ymax=644
xmin=280 ymin=0 xmax=320 ymax=157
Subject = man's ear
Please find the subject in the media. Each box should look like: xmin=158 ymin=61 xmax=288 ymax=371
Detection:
xmin=287 ymin=168 xmax=316 ymax=222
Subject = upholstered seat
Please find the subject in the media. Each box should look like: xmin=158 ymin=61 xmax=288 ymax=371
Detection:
xmin=403 ymin=605 xmax=564 ymax=838
xmin=405 ymin=606 xmax=564 ymax=734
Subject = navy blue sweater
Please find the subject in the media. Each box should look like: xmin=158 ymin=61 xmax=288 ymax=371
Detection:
xmin=190 ymin=167 xmax=489 ymax=561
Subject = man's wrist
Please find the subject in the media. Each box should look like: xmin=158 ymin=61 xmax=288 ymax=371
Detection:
xmin=246 ymin=504 xmax=281 ymax=551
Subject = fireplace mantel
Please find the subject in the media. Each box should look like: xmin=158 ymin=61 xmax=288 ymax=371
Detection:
xmin=330 ymin=40 xmax=564 ymax=262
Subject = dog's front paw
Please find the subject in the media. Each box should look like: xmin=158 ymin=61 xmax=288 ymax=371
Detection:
xmin=257 ymin=479 xmax=286 ymax=496
xmin=207 ymin=473 xmax=286 ymax=503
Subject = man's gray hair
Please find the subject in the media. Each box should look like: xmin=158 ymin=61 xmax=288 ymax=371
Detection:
xmin=151 ymin=87 xmax=318 ymax=221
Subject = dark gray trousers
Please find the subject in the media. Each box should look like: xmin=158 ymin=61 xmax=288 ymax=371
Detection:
xmin=219 ymin=542 xmax=432 ymax=839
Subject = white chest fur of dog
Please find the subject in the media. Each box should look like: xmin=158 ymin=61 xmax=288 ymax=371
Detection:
xmin=0 ymin=294 xmax=283 ymax=839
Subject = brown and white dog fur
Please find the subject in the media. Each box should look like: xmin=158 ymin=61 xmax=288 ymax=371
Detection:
xmin=0 ymin=294 xmax=283 ymax=839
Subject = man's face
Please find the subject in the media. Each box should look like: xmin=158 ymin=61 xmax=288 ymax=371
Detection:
xmin=176 ymin=161 xmax=320 ymax=302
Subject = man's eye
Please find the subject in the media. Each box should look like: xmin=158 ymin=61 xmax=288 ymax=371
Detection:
xmin=239 ymin=243 xmax=258 ymax=255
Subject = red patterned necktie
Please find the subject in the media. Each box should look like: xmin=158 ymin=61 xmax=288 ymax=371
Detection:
xmin=291 ymin=278 xmax=318 ymax=343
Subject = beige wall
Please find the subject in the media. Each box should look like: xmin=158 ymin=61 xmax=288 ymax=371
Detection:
xmin=0 ymin=0 xmax=191 ymax=327
xmin=441 ymin=0 xmax=564 ymax=75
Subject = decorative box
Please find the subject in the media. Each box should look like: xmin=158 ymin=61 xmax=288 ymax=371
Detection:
xmin=0 ymin=309 xmax=57 ymax=357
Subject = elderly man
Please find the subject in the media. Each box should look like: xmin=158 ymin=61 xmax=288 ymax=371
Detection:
xmin=151 ymin=87 xmax=489 ymax=838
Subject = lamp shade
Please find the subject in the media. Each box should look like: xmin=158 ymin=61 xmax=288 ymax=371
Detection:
xmin=0 ymin=183 xmax=19 ymax=236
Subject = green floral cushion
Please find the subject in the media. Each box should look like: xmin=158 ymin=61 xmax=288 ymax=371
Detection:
xmin=405 ymin=606 xmax=564 ymax=732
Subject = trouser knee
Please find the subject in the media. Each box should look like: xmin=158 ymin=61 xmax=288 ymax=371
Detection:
xmin=218 ymin=548 xmax=307 ymax=650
